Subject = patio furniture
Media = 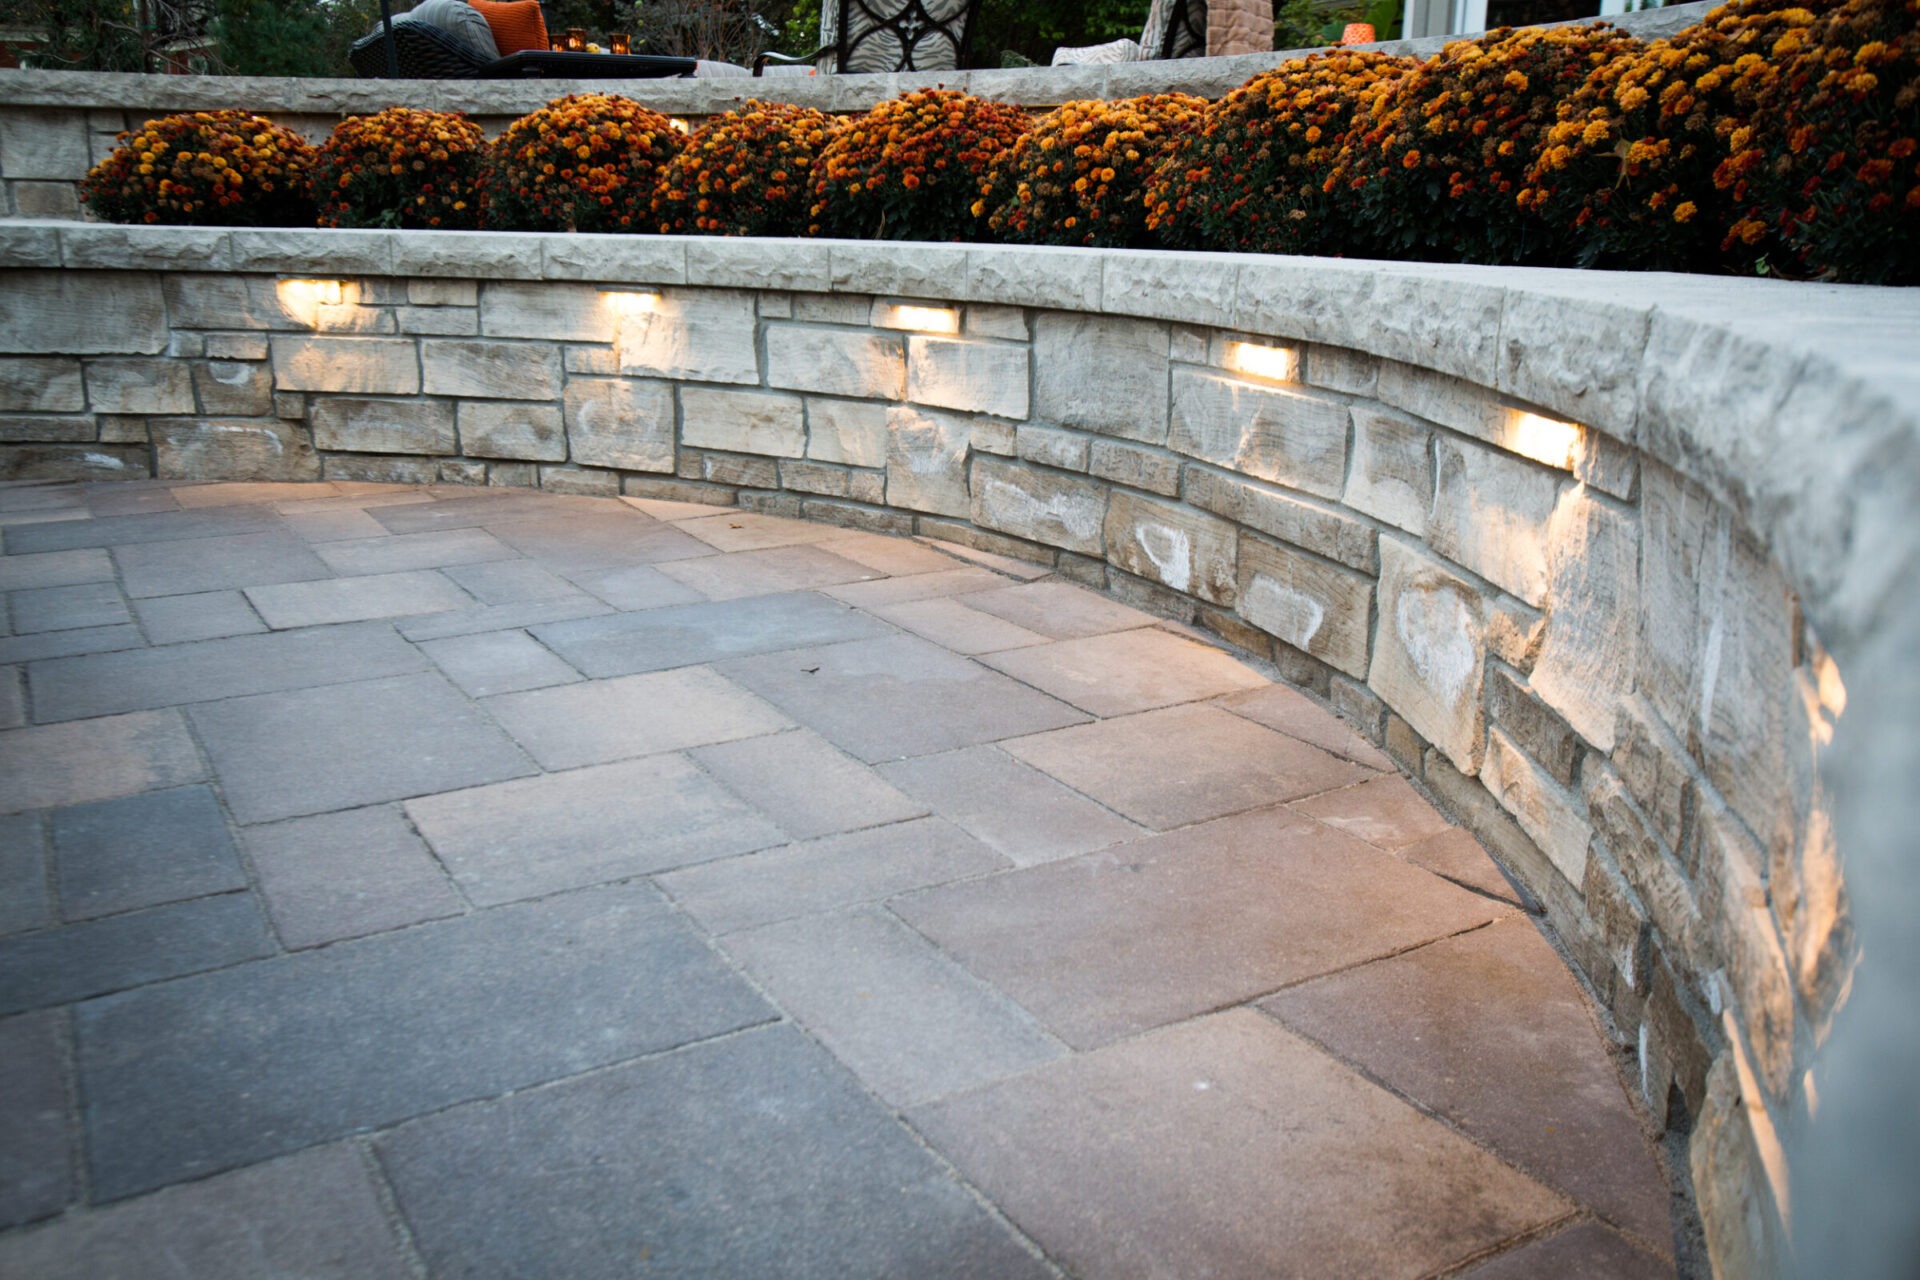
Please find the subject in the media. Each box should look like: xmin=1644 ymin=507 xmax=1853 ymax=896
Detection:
xmin=348 ymin=9 xmax=694 ymax=79
xmin=818 ymin=0 xmax=979 ymax=73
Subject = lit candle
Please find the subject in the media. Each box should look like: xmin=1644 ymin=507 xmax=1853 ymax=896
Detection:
xmin=565 ymin=27 xmax=586 ymax=51
xmin=610 ymin=32 xmax=631 ymax=55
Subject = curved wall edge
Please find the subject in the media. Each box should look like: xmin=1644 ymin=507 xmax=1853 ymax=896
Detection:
xmin=3 ymin=224 xmax=1915 ymax=1278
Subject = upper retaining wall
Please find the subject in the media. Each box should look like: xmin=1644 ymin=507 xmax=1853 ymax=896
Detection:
xmin=0 ymin=1 xmax=1714 ymax=220
xmin=2 ymin=219 xmax=1916 ymax=1279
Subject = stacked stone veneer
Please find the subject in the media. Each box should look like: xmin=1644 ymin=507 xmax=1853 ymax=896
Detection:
xmin=4 ymin=220 xmax=1917 ymax=1277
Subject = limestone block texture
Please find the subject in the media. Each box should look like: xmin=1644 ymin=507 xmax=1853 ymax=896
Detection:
xmin=565 ymin=378 xmax=673 ymax=474
xmin=1370 ymin=537 xmax=1486 ymax=774
xmin=309 ymin=399 xmax=455 ymax=456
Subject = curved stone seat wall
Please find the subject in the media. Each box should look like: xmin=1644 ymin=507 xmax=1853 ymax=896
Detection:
xmin=4 ymin=221 xmax=1916 ymax=1277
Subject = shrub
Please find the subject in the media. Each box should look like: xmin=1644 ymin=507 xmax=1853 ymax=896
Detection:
xmin=1519 ymin=0 xmax=1831 ymax=271
xmin=1335 ymin=22 xmax=1643 ymax=264
xmin=1146 ymin=51 xmax=1416 ymax=254
xmin=310 ymin=107 xmax=488 ymax=230
xmin=482 ymin=93 xmax=685 ymax=233
xmin=978 ymin=94 xmax=1207 ymax=248
xmin=653 ymin=101 xmax=840 ymax=236
xmin=1721 ymin=0 xmax=1919 ymax=283
xmin=808 ymin=89 xmax=1031 ymax=241
xmin=79 ymin=109 xmax=316 ymax=226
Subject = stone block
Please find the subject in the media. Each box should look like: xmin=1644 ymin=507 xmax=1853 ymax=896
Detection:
xmin=1103 ymin=491 xmax=1237 ymax=606
xmin=679 ymin=387 xmax=803 ymax=459
xmin=308 ymin=398 xmax=455 ymax=455
xmin=563 ymin=346 xmax=617 ymax=375
xmin=323 ymin=455 xmax=439 ymax=484
xmin=0 ymin=416 xmax=91 ymax=442
xmin=779 ymin=459 xmax=849 ymax=497
xmin=420 ymin=340 xmax=559 ymax=400
xmin=1016 ymin=424 xmax=1089 ymax=472
xmin=272 ymin=338 xmax=420 ymax=395
xmin=689 ymin=237 xmax=830 ymax=291
xmin=439 ymin=459 xmax=486 ymax=485
xmin=490 ymin=462 xmax=538 ymax=487
xmin=83 ymin=359 xmax=194 ymax=415
xmin=1102 ymin=251 xmax=1237 ymax=327
xmin=273 ymin=392 xmax=305 ymax=420
xmin=1429 ymin=436 xmax=1560 ymax=607
xmin=397 ymin=306 xmax=478 ymax=337
xmin=12 ymin=183 xmax=78 ymax=218
xmin=829 ymin=242 xmax=969 ymax=298
xmin=1486 ymin=665 xmax=1579 ymax=788
xmin=971 ymin=419 xmax=1015 ymax=456
xmin=966 ymin=244 xmax=1103 ymax=311
xmin=539 ymin=466 xmax=621 ymax=496
xmin=1691 ymin=1052 xmax=1788 ymax=1280
xmin=0 ymin=359 xmax=82 ymax=412
xmin=1305 ymin=344 xmax=1379 ymax=397
xmin=1696 ymin=803 xmax=1796 ymax=1100
xmin=479 ymin=282 xmax=616 ymax=342
xmin=4 ymin=272 xmax=167 ymax=355
xmin=1171 ymin=326 xmax=1210 ymax=363
xmin=0 ymin=224 xmax=60 ymax=268
xmin=1088 ymin=440 xmax=1179 ymax=497
xmin=409 ymin=280 xmax=477 ymax=306
xmin=540 ymin=235 xmax=685 ymax=284
xmin=807 ymin=498 xmax=911 ymax=535
xmin=192 ymin=360 xmax=275 ymax=417
xmin=1583 ymin=851 xmax=1653 ymax=996
xmin=1369 ymin=536 xmax=1487 ymax=774
xmin=1345 ymin=407 xmax=1431 ymax=536
xmin=884 ymin=405 xmax=974 ymax=518
xmin=1033 ymin=314 xmax=1168 ymax=444
xmin=0 ymin=110 xmax=89 ymax=180
xmin=168 ymin=333 xmax=205 ymax=359
xmin=152 ymin=420 xmax=320 ymax=482
xmin=230 ymin=229 xmax=391 ymax=276
xmin=793 ymin=295 xmax=871 ymax=326
xmin=965 ymin=305 xmax=1028 ymax=340
xmin=616 ymin=289 xmax=758 ymax=385
xmin=1237 ymin=536 xmax=1372 ymax=679
xmin=1182 ymin=466 xmax=1376 ymax=573
xmin=1496 ymin=288 xmax=1650 ymax=438
xmin=458 ymin=402 xmax=565 ymax=462
xmin=758 ymin=292 xmax=793 ymax=319
xmin=203 ymin=334 xmax=269 ymax=362
xmin=99 ymin=417 xmax=150 ymax=444
xmin=805 ymin=398 xmax=888 ymax=469
xmin=907 ymin=337 xmax=1028 ymax=420
xmin=1585 ymin=765 xmax=1706 ymax=977
xmin=1610 ymin=697 xmax=1694 ymax=852
xmin=1168 ymin=368 xmax=1348 ymax=500
xmin=969 ymin=456 xmax=1108 ymax=557
xmin=847 ymin=471 xmax=885 ymax=505
xmin=564 ymin=377 xmax=674 ymax=473
xmin=1376 ymin=359 xmax=1508 ymax=442
xmin=0 ymin=445 xmax=148 ymax=481
xmin=1574 ymin=428 xmax=1638 ymax=501
xmin=766 ymin=326 xmax=906 ymax=400
xmin=163 ymin=274 xmax=304 ymax=332
xmin=314 ymin=303 xmax=396 ymax=335
xmin=1529 ymin=488 xmax=1639 ymax=751
xmin=1479 ymin=726 xmax=1590 ymax=886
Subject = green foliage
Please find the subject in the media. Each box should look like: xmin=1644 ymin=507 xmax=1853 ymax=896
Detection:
xmin=968 ymin=0 xmax=1146 ymax=69
xmin=11 ymin=0 xmax=151 ymax=71
xmin=211 ymin=0 xmax=337 ymax=77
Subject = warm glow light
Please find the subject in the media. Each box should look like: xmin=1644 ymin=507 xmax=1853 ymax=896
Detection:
xmin=1506 ymin=410 xmax=1581 ymax=470
xmin=1223 ymin=340 xmax=1298 ymax=382
xmin=669 ymin=118 xmax=691 ymax=134
xmin=879 ymin=303 xmax=960 ymax=335
xmin=275 ymin=278 xmax=345 ymax=327
xmin=602 ymin=290 xmax=662 ymax=318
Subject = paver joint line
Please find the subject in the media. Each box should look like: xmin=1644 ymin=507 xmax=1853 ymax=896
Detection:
xmin=0 ymin=481 xmax=1680 ymax=1280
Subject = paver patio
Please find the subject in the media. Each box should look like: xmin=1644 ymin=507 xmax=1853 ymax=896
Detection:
xmin=0 ymin=479 xmax=1680 ymax=1278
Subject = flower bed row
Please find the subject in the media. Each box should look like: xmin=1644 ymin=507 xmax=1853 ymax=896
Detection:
xmin=78 ymin=0 xmax=1916 ymax=284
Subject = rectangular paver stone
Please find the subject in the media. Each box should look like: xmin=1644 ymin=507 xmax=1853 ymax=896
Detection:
xmin=483 ymin=666 xmax=791 ymax=769
xmin=532 ymin=590 xmax=887 ymax=679
xmin=76 ymin=881 xmax=774 ymax=1200
xmin=244 ymin=569 xmax=470 ymax=630
xmin=50 ymin=785 xmax=246 ymax=921
xmin=245 ymin=805 xmax=464 ymax=950
xmin=0 ymin=893 xmax=273 ymax=1016
xmin=408 ymin=754 xmax=787 ymax=905
xmin=0 ymin=1010 xmax=71 ymax=1229
xmin=0 ymin=710 xmax=205 ymax=813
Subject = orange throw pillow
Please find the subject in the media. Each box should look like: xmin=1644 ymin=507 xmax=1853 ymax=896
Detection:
xmin=467 ymin=0 xmax=549 ymax=55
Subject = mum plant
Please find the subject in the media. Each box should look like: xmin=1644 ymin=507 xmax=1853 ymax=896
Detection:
xmin=310 ymin=107 xmax=488 ymax=230
xmin=80 ymin=109 xmax=315 ymax=226
xmin=653 ymin=101 xmax=840 ymax=236
xmin=1335 ymin=22 xmax=1643 ymax=264
xmin=1720 ymin=0 xmax=1919 ymax=283
xmin=808 ymin=88 xmax=1031 ymax=241
xmin=482 ymin=93 xmax=685 ymax=233
xmin=978 ymin=93 xmax=1207 ymax=248
xmin=1146 ymin=51 xmax=1416 ymax=254
xmin=1519 ymin=0 xmax=1831 ymax=272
